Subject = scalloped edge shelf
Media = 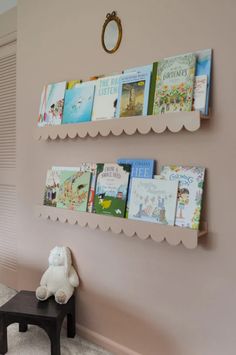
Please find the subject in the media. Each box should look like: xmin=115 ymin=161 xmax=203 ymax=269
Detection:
xmin=34 ymin=205 xmax=207 ymax=249
xmin=34 ymin=111 xmax=209 ymax=140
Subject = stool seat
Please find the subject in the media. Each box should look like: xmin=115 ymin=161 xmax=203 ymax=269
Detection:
xmin=0 ymin=290 xmax=76 ymax=355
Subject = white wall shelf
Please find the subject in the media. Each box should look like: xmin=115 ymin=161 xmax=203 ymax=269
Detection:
xmin=35 ymin=205 xmax=207 ymax=249
xmin=34 ymin=111 xmax=209 ymax=141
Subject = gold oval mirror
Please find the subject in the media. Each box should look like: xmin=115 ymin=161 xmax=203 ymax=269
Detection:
xmin=102 ymin=11 xmax=122 ymax=54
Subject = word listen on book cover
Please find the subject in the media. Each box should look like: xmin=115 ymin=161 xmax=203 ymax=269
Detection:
xmin=117 ymin=159 xmax=155 ymax=217
xmin=62 ymin=82 xmax=95 ymax=124
xmin=161 ymin=165 xmax=205 ymax=229
xmin=94 ymin=163 xmax=131 ymax=218
xmin=38 ymin=81 xmax=66 ymax=127
xmin=116 ymin=72 xmax=151 ymax=118
xmin=92 ymin=75 xmax=120 ymax=121
xmin=153 ymin=53 xmax=196 ymax=114
xmin=128 ymin=178 xmax=178 ymax=225
xmin=56 ymin=170 xmax=91 ymax=212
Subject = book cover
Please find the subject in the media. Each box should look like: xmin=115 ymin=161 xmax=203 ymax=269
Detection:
xmin=67 ymin=80 xmax=82 ymax=89
xmin=38 ymin=81 xmax=66 ymax=127
xmin=56 ymin=170 xmax=91 ymax=212
xmin=123 ymin=64 xmax=153 ymax=74
xmin=92 ymin=75 xmax=120 ymax=121
xmin=116 ymin=72 xmax=151 ymax=118
xmin=128 ymin=178 xmax=178 ymax=225
xmin=94 ymin=163 xmax=131 ymax=217
xmin=195 ymin=49 xmax=212 ymax=116
xmin=161 ymin=165 xmax=205 ymax=229
xmin=43 ymin=169 xmax=61 ymax=207
xmin=62 ymin=82 xmax=95 ymax=124
xmin=193 ymin=75 xmax=207 ymax=113
xmin=153 ymin=53 xmax=196 ymax=114
xmin=147 ymin=62 xmax=158 ymax=115
xmin=117 ymin=159 xmax=155 ymax=217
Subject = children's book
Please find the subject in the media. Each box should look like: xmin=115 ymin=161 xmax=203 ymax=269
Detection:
xmin=153 ymin=53 xmax=196 ymax=114
xmin=117 ymin=159 xmax=155 ymax=217
xmin=195 ymin=49 xmax=212 ymax=116
xmin=161 ymin=165 xmax=205 ymax=229
xmin=67 ymin=80 xmax=82 ymax=89
xmin=123 ymin=64 xmax=153 ymax=74
xmin=56 ymin=170 xmax=91 ymax=212
xmin=62 ymin=82 xmax=95 ymax=124
xmin=94 ymin=163 xmax=131 ymax=217
xmin=38 ymin=81 xmax=66 ymax=127
xmin=128 ymin=178 xmax=178 ymax=225
xmin=193 ymin=75 xmax=207 ymax=113
xmin=43 ymin=169 xmax=61 ymax=207
xmin=116 ymin=72 xmax=151 ymax=118
xmin=92 ymin=75 xmax=120 ymax=121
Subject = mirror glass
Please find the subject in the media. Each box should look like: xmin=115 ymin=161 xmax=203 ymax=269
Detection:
xmin=104 ymin=20 xmax=119 ymax=51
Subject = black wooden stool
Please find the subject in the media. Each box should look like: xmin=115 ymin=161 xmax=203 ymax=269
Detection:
xmin=0 ymin=290 xmax=76 ymax=355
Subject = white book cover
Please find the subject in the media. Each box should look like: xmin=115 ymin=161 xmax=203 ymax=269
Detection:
xmin=193 ymin=75 xmax=207 ymax=113
xmin=92 ymin=75 xmax=120 ymax=121
xmin=161 ymin=166 xmax=205 ymax=229
xmin=128 ymin=178 xmax=178 ymax=225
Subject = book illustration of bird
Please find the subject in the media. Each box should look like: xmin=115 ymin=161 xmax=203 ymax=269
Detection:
xmin=98 ymin=193 xmax=112 ymax=209
xmin=72 ymin=98 xmax=82 ymax=111
xmin=115 ymin=209 xmax=122 ymax=215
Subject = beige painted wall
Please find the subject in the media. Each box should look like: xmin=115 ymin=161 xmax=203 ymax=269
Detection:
xmin=0 ymin=7 xmax=17 ymax=40
xmin=16 ymin=0 xmax=236 ymax=354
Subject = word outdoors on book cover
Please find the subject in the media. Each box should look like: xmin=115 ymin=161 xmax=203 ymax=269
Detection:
xmin=161 ymin=165 xmax=205 ymax=229
xmin=128 ymin=178 xmax=178 ymax=225
xmin=94 ymin=163 xmax=131 ymax=218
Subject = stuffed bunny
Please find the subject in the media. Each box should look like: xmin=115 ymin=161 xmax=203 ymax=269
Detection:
xmin=36 ymin=246 xmax=79 ymax=304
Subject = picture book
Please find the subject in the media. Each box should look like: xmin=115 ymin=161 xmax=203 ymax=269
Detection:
xmin=153 ymin=53 xmax=196 ymax=114
xmin=94 ymin=163 xmax=131 ymax=218
xmin=38 ymin=81 xmax=66 ymax=127
xmin=161 ymin=165 xmax=205 ymax=229
xmin=116 ymin=71 xmax=151 ymax=118
xmin=43 ymin=169 xmax=61 ymax=207
xmin=56 ymin=170 xmax=91 ymax=212
xmin=92 ymin=75 xmax=120 ymax=121
xmin=67 ymin=80 xmax=82 ymax=89
xmin=62 ymin=82 xmax=95 ymax=124
xmin=117 ymin=159 xmax=155 ymax=217
xmin=193 ymin=75 xmax=207 ymax=113
xmin=195 ymin=49 xmax=212 ymax=116
xmin=128 ymin=178 xmax=178 ymax=225
xmin=123 ymin=64 xmax=153 ymax=74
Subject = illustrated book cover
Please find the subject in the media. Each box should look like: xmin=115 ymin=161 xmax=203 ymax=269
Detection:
xmin=56 ymin=170 xmax=91 ymax=212
xmin=116 ymin=71 xmax=151 ymax=118
xmin=43 ymin=169 xmax=61 ymax=207
xmin=161 ymin=165 xmax=205 ymax=229
xmin=128 ymin=178 xmax=178 ymax=225
xmin=92 ymin=75 xmax=120 ymax=121
xmin=67 ymin=80 xmax=82 ymax=89
xmin=38 ymin=81 xmax=66 ymax=127
xmin=193 ymin=75 xmax=207 ymax=113
xmin=195 ymin=48 xmax=212 ymax=116
xmin=153 ymin=53 xmax=196 ymax=114
xmin=94 ymin=163 xmax=131 ymax=217
xmin=62 ymin=81 xmax=95 ymax=124
xmin=117 ymin=159 xmax=155 ymax=217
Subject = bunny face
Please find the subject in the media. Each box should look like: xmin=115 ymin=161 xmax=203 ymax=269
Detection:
xmin=49 ymin=246 xmax=68 ymax=267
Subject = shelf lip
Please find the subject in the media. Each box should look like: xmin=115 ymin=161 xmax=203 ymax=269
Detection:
xmin=34 ymin=205 xmax=207 ymax=249
xmin=34 ymin=111 xmax=207 ymax=141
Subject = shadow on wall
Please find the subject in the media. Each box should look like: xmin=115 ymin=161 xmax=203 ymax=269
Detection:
xmin=76 ymin=287 xmax=182 ymax=355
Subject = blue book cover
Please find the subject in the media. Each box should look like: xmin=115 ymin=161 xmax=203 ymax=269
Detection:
xmin=123 ymin=64 xmax=153 ymax=74
xmin=117 ymin=159 xmax=155 ymax=217
xmin=195 ymin=49 xmax=212 ymax=116
xmin=116 ymin=71 xmax=151 ymax=118
xmin=62 ymin=82 xmax=95 ymax=124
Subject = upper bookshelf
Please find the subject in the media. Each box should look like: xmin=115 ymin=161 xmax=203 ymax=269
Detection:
xmin=34 ymin=111 xmax=209 ymax=141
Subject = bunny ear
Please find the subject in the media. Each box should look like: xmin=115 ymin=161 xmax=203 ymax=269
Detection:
xmin=63 ymin=247 xmax=72 ymax=276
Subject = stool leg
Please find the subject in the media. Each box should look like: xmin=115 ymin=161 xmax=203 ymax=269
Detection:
xmin=0 ymin=315 xmax=8 ymax=354
xmin=19 ymin=321 xmax=28 ymax=332
xmin=67 ymin=297 xmax=76 ymax=338
xmin=48 ymin=322 xmax=61 ymax=355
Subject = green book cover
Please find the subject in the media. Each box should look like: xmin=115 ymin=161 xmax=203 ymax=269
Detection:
xmin=153 ymin=53 xmax=196 ymax=114
xmin=56 ymin=170 xmax=91 ymax=212
xmin=94 ymin=163 xmax=131 ymax=218
xmin=147 ymin=62 xmax=158 ymax=115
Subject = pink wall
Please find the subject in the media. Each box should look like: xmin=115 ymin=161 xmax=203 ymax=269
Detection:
xmin=16 ymin=0 xmax=236 ymax=354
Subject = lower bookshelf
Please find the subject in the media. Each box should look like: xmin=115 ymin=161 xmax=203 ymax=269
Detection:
xmin=35 ymin=205 xmax=207 ymax=249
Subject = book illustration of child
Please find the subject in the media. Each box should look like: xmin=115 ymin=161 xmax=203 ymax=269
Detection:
xmin=177 ymin=188 xmax=189 ymax=219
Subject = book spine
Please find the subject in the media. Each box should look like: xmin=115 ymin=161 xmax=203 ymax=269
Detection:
xmin=147 ymin=62 xmax=158 ymax=115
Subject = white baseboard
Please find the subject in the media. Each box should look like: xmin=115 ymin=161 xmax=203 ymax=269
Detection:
xmin=77 ymin=323 xmax=142 ymax=355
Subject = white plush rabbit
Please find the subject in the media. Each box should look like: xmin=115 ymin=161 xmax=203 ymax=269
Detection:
xmin=36 ymin=246 xmax=79 ymax=304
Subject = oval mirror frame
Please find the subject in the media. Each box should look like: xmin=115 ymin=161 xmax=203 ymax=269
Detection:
xmin=102 ymin=11 xmax=122 ymax=54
